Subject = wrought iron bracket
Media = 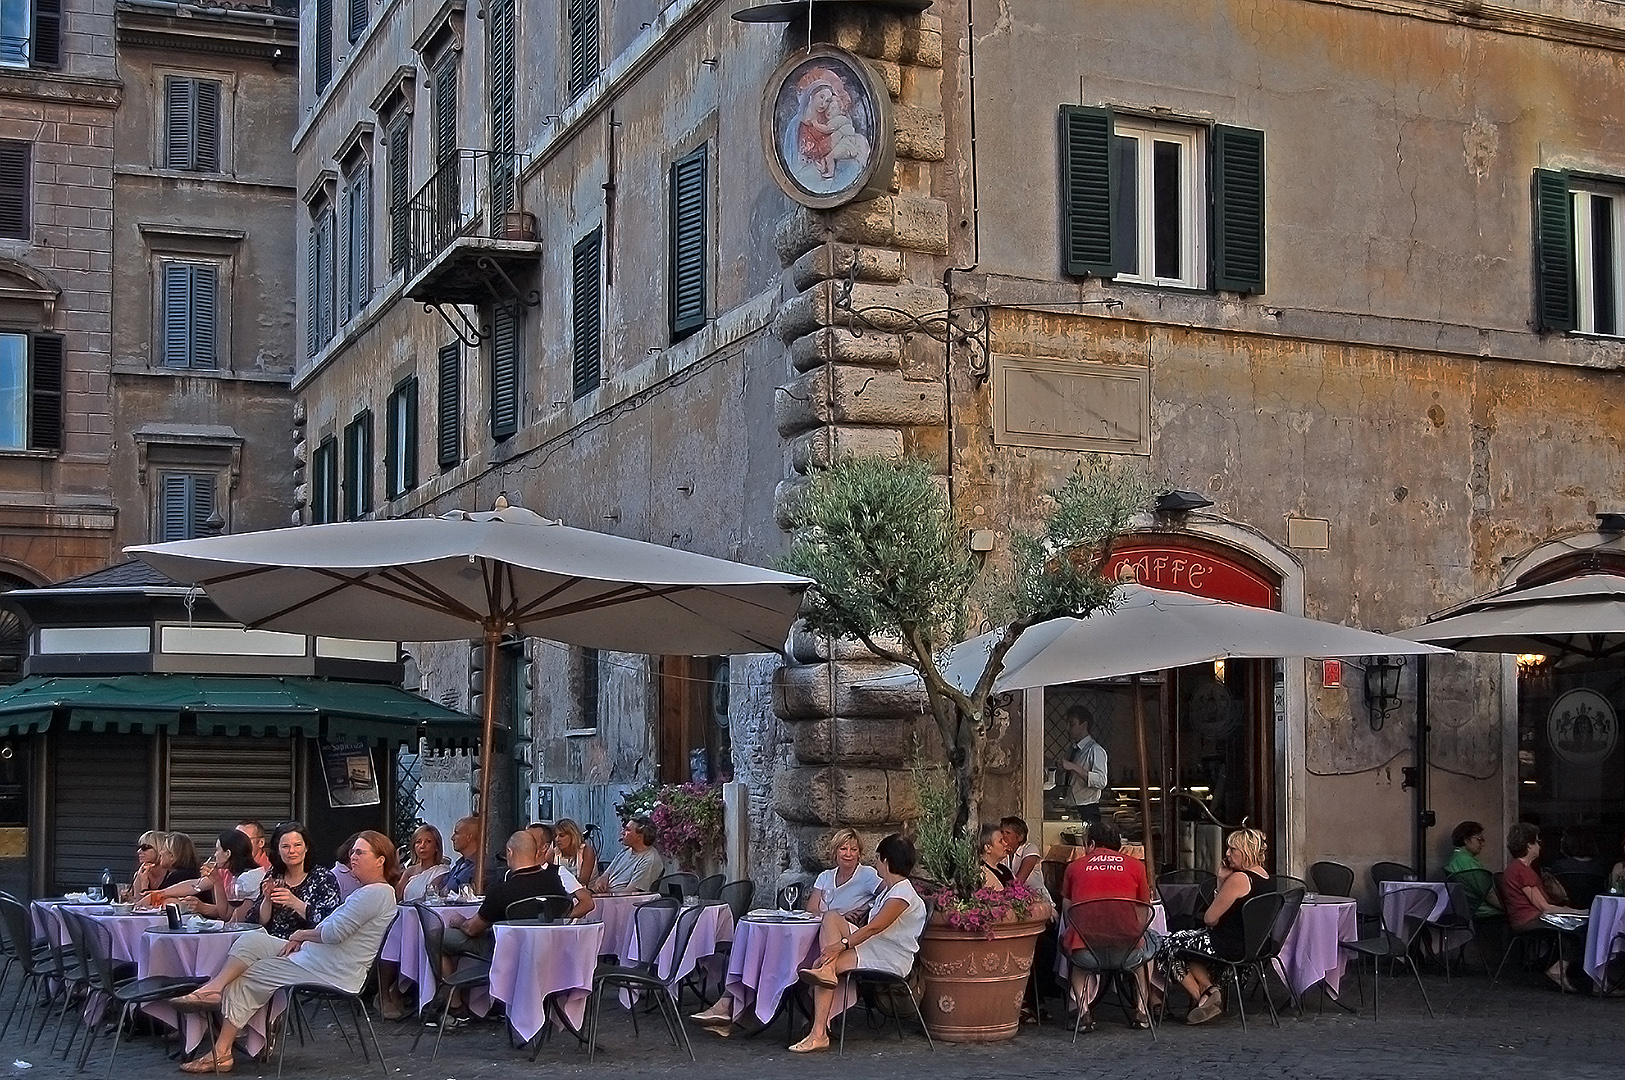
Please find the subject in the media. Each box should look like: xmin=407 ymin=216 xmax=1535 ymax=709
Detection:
xmin=830 ymin=263 xmax=993 ymax=382
xmin=425 ymin=301 xmax=487 ymax=347
xmin=475 ymin=255 xmax=543 ymax=319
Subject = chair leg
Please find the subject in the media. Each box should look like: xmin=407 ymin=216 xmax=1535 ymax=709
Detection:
xmin=353 ymin=999 xmax=388 ymax=1076
xmin=1409 ymin=957 xmax=1434 ymax=1019
xmin=586 ymin=987 xmax=603 ymax=1064
xmin=1227 ymin=967 xmax=1247 ymax=1032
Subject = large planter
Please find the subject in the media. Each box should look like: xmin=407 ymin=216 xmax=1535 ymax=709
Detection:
xmin=916 ymin=918 xmax=1045 ymax=1043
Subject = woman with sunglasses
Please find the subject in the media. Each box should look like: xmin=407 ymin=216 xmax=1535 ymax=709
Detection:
xmin=144 ymin=829 xmax=260 ymax=922
xmin=131 ymin=831 xmax=165 ymax=896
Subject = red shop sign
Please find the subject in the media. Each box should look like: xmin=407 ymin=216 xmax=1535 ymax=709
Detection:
xmin=1102 ymin=541 xmax=1278 ymax=610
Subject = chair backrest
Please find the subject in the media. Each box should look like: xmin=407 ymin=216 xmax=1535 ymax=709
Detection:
xmin=1554 ymin=871 xmax=1605 ymax=909
xmin=1308 ymin=860 xmax=1355 ymax=897
xmin=625 ymin=897 xmax=680 ymax=976
xmin=0 ymin=895 xmax=42 ymax=977
xmin=506 ymin=894 xmax=572 ymax=923
xmin=1381 ymin=885 xmax=1438 ymax=949
xmin=696 ymin=874 xmax=725 ymax=901
xmin=656 ymin=903 xmax=707 ymax=982
xmin=1258 ymin=887 xmax=1306 ymax=962
xmin=33 ymin=903 xmax=72 ymax=978
xmin=1269 ymin=874 xmax=1308 ymax=895
xmin=1041 ymin=860 xmax=1068 ymax=899
xmin=413 ymin=903 xmax=450 ymax=970
xmin=1447 ymin=868 xmax=1496 ymax=913
xmin=59 ymin=910 xmax=117 ymax=996
xmin=654 ymin=873 xmax=699 ymax=901
xmin=1196 ymin=875 xmax=1220 ymax=908
xmin=1063 ymin=898 xmax=1154 ymax=972
xmin=1236 ymin=891 xmax=1288 ymax=963
xmin=1156 ymin=868 xmax=1216 ymax=886
xmin=1370 ymin=861 xmax=1415 ymax=887
xmin=718 ymin=879 xmax=754 ymax=922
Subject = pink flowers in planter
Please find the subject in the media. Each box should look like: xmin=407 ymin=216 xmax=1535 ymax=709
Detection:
xmin=930 ymin=881 xmax=1045 ymax=938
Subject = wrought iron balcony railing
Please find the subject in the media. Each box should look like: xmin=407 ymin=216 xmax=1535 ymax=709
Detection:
xmin=405 ymin=148 xmax=535 ymax=281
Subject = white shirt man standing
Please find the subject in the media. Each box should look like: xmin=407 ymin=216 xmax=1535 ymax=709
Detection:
xmin=1059 ymin=706 xmax=1109 ymax=829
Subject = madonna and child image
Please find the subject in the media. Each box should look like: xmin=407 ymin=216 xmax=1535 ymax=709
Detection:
xmin=772 ymin=57 xmax=877 ymax=197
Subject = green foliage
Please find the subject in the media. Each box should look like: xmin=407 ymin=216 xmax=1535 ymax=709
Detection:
xmin=910 ymin=756 xmax=981 ymax=897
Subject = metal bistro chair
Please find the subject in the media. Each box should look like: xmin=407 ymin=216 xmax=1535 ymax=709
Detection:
xmin=701 ymin=881 xmax=756 ymax=1000
xmin=60 ymin=908 xmax=204 ymax=1077
xmin=1062 ymin=898 xmax=1158 ymax=1042
xmin=1308 ymin=861 xmax=1356 ymax=898
xmin=696 ymin=875 xmax=725 ymax=902
xmin=505 ymin=895 xmax=573 ymax=923
xmin=274 ymin=911 xmax=400 ymax=1079
xmin=1554 ymin=871 xmax=1606 ymax=911
xmin=837 ymin=959 xmax=934 ymax=1055
xmin=586 ymin=897 xmax=691 ymax=1063
xmin=1342 ymin=884 xmax=1436 ymax=1018
xmin=0 ymin=891 xmax=49 ymax=1001
xmin=1178 ymin=891 xmax=1287 ymax=1030
xmin=31 ymin=901 xmax=90 ymax=1054
xmin=1369 ymin=861 xmax=1416 ymax=888
xmin=1156 ymin=868 xmax=1217 ymax=886
xmin=410 ymin=905 xmax=491 ymax=1060
xmin=1248 ymin=887 xmax=1305 ymax=1015
xmin=0 ymin=894 xmax=53 ymax=1042
xmin=1445 ymin=868 xmax=1505 ymax=972
xmin=653 ymin=873 xmax=700 ymax=901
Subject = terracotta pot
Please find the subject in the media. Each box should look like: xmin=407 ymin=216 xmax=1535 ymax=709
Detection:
xmin=916 ymin=918 xmax=1045 ymax=1042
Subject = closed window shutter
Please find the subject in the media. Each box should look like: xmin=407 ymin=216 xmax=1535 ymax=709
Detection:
xmin=1060 ymin=105 xmax=1116 ymax=278
xmin=312 ymin=436 xmax=338 ymax=524
xmin=194 ymin=80 xmax=221 ymax=172
xmin=0 ymin=140 xmax=27 ymax=239
xmin=1534 ymin=169 xmax=1576 ymax=333
xmin=669 ymin=144 xmax=708 ymax=339
xmin=388 ymin=117 xmax=410 ymax=274
xmin=383 ymin=390 xmax=399 ymax=498
xmin=403 ymin=377 xmax=418 ymax=491
xmin=1210 ymin=125 xmax=1266 ymax=294
xmin=433 ymin=59 xmax=458 ymax=165
xmin=159 ymin=473 xmax=215 ymax=542
xmin=315 ymin=0 xmax=334 ymax=94
xmin=571 ymin=230 xmax=601 ymax=399
xmin=569 ymin=0 xmax=599 ymax=100
xmin=28 ymin=334 xmax=63 ymax=453
xmin=162 ymin=263 xmax=192 ymax=368
xmin=164 ymin=78 xmax=192 ymax=170
xmin=31 ymin=0 xmax=62 ymax=69
xmin=490 ymin=306 xmax=519 ymax=441
xmin=437 ymin=343 xmax=461 ymax=468
xmin=348 ymin=0 xmax=368 ymax=43
xmin=318 ymin=208 xmax=335 ymax=345
xmin=489 ymin=0 xmax=516 ymax=222
xmin=305 ymin=223 xmax=320 ymax=358
xmin=191 ymin=265 xmax=218 ymax=367
xmin=337 ymin=185 xmax=351 ymax=323
xmin=357 ymin=167 xmax=371 ymax=307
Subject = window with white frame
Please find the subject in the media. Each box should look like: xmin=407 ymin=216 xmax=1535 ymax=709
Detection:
xmin=1111 ymin=120 xmax=1205 ymax=289
xmin=1573 ymin=185 xmax=1624 ymax=337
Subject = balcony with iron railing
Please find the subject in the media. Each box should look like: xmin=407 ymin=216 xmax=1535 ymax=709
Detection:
xmin=402 ymin=149 xmax=540 ymax=318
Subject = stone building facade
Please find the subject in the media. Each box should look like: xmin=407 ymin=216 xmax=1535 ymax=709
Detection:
xmin=291 ymin=0 xmax=1625 ymax=895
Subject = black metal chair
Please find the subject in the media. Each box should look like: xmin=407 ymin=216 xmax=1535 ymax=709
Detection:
xmin=1268 ymin=874 xmax=1308 ymax=895
xmin=1307 ymin=861 xmax=1355 ymax=897
xmin=837 ymin=961 xmax=934 ymax=1055
xmin=1369 ymin=861 xmax=1415 ymax=888
xmin=59 ymin=908 xmax=204 ymax=1076
xmin=1342 ymin=884 xmax=1436 ymax=1018
xmin=1247 ymin=887 xmax=1305 ymax=1014
xmin=274 ymin=912 xmax=399 ymax=1079
xmin=696 ymin=874 xmax=725 ymax=902
xmin=653 ymin=873 xmax=700 ymax=901
xmin=717 ymin=880 xmax=754 ymax=923
xmin=1176 ymin=891 xmax=1286 ymax=1030
xmin=0 ymin=891 xmax=48 ymax=1001
xmin=0 ymin=894 xmax=52 ymax=1042
xmin=1156 ymin=868 xmax=1216 ymax=886
xmin=31 ymin=901 xmax=90 ymax=1054
xmin=586 ymin=897 xmax=691 ymax=1063
xmin=1553 ymin=871 xmax=1605 ymax=910
xmin=1062 ymin=898 xmax=1157 ymax=1042
xmin=409 ymin=905 xmax=490 ymax=1060
xmin=505 ymin=895 xmax=573 ymax=923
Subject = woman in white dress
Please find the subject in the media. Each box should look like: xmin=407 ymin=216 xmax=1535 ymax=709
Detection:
xmin=790 ymin=834 xmax=926 ymax=1054
xmin=806 ymin=828 xmax=881 ymax=923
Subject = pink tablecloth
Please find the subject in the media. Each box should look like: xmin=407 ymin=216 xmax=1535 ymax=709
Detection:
xmin=1277 ymin=898 xmax=1357 ymax=999
xmin=31 ymin=902 xmax=166 ymax=963
xmin=138 ymin=928 xmax=281 ymax=1055
xmin=588 ymin=893 xmax=659 ymax=960
xmin=722 ymin=918 xmax=821 ymax=1026
xmin=380 ymin=902 xmax=479 ymax=1011
xmin=487 ymin=921 xmax=604 ymax=1042
xmin=1583 ymin=895 xmax=1625 ymax=986
xmin=618 ymin=901 xmax=734 ymax=1007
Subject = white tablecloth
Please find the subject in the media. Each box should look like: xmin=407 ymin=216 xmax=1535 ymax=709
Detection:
xmin=587 ymin=893 xmax=659 ymax=960
xmin=138 ymin=928 xmax=280 ymax=1055
xmin=722 ymin=918 xmax=821 ymax=1026
xmin=379 ymin=902 xmax=479 ymax=1011
xmin=1279 ymin=898 xmax=1358 ymax=999
xmin=486 ymin=921 xmax=604 ymax=1042
xmin=31 ymin=901 xmax=166 ymax=963
xmin=1583 ymin=895 xmax=1625 ymax=986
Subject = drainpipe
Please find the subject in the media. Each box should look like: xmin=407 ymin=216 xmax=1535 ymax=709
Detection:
xmin=1411 ymin=658 xmax=1434 ymax=877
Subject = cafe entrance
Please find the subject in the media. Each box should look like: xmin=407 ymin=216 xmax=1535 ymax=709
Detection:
xmin=1031 ymin=535 xmax=1284 ymax=874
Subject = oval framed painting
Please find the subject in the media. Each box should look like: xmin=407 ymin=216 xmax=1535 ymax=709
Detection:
xmin=761 ymin=46 xmax=895 ymax=210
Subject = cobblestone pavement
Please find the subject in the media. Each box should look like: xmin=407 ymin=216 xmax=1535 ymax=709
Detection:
xmin=1 ymin=971 xmax=1620 ymax=1080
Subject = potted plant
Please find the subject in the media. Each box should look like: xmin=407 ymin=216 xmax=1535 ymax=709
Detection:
xmin=615 ymin=780 xmax=726 ymax=874
xmin=782 ymin=454 xmax=1146 ymax=1041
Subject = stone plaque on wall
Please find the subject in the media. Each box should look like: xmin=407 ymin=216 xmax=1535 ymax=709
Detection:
xmin=992 ymin=355 xmax=1150 ymax=455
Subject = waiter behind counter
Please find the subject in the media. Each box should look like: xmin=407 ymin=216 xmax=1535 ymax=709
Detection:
xmin=1059 ymin=705 xmax=1109 ymax=829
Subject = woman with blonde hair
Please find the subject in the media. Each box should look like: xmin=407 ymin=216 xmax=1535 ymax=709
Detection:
xmin=397 ymin=824 xmax=451 ymax=901
xmin=157 ymin=832 xmax=201 ymax=890
xmin=1164 ymin=827 xmax=1272 ymax=1024
xmin=131 ymin=830 xmax=166 ymax=896
xmin=553 ymin=819 xmax=597 ymax=884
xmin=806 ymin=828 xmax=881 ymax=922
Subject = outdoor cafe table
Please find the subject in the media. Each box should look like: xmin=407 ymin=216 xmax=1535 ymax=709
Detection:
xmin=137 ymin=925 xmax=281 ymax=1056
xmin=31 ymin=901 xmax=166 ymax=963
xmin=380 ymin=901 xmax=479 ymax=1011
xmin=484 ymin=920 xmax=605 ymax=1042
xmin=1277 ymin=896 xmax=1358 ymax=1001
xmin=618 ymin=900 xmax=734 ymax=1007
xmin=722 ymin=913 xmax=822 ymax=1027
xmin=588 ymin=892 xmax=660 ymax=960
xmin=1583 ymin=894 xmax=1625 ymax=988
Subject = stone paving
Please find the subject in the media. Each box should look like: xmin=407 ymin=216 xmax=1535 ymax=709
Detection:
xmin=1 ymin=969 xmax=1620 ymax=1080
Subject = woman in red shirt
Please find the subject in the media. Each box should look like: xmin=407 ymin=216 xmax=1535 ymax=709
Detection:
xmin=1498 ymin=822 xmax=1587 ymax=991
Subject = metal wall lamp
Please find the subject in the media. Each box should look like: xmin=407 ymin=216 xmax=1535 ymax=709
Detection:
xmin=1363 ymin=654 xmax=1405 ymax=731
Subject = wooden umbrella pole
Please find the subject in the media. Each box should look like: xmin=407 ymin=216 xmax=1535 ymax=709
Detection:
xmin=1132 ymin=672 xmax=1156 ymax=877
xmin=474 ymin=624 xmax=503 ymax=895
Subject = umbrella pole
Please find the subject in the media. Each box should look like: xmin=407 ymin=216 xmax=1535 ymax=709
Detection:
xmin=1132 ymin=672 xmax=1156 ymax=876
xmin=474 ymin=624 xmax=503 ymax=896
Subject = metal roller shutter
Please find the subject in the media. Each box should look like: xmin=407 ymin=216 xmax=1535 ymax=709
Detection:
xmin=166 ymin=736 xmax=294 ymax=841
xmin=54 ymin=732 xmax=150 ymax=893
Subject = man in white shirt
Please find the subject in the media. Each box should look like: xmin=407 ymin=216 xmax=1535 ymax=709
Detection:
xmin=1059 ymin=706 xmax=1109 ymax=829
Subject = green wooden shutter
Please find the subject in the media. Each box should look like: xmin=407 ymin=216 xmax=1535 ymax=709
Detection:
xmin=317 ymin=208 xmax=335 ymax=345
xmin=0 ymin=140 xmax=27 ymax=239
xmin=490 ymin=306 xmax=520 ymax=441
xmin=572 ymin=230 xmax=602 ymax=399
xmin=164 ymin=78 xmax=192 ymax=170
xmin=159 ymin=473 xmax=215 ymax=542
xmin=402 ymin=377 xmax=418 ymax=492
xmin=388 ymin=116 xmax=410 ymax=274
xmin=163 ymin=263 xmax=191 ymax=368
xmin=437 ymin=343 xmax=461 ymax=468
xmin=28 ymin=334 xmax=62 ymax=453
xmin=1534 ymin=169 xmax=1576 ymax=333
xmin=315 ymin=0 xmax=333 ymax=94
xmin=358 ymin=411 xmax=373 ymax=514
xmin=348 ymin=0 xmax=368 ymax=43
xmin=569 ymin=0 xmax=599 ymax=100
xmin=1210 ymin=125 xmax=1266 ymax=294
xmin=312 ymin=436 xmax=338 ymax=524
xmin=347 ymin=165 xmax=371 ymax=318
xmin=306 ymin=223 xmax=320 ymax=358
xmin=433 ymin=58 xmax=458 ymax=165
xmin=1060 ymin=105 xmax=1116 ymax=278
xmin=669 ymin=144 xmax=707 ymax=339
xmin=489 ymin=0 xmax=517 ymax=223
xmin=31 ymin=0 xmax=61 ymax=68
xmin=194 ymin=81 xmax=221 ymax=172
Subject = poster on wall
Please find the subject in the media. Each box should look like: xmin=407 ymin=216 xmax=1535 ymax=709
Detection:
xmin=761 ymin=46 xmax=894 ymax=210
xmin=321 ymin=741 xmax=381 ymax=808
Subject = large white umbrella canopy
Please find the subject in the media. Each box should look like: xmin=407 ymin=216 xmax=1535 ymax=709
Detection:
xmin=1395 ymin=573 xmax=1625 ymax=661
xmin=127 ymin=502 xmax=811 ymax=889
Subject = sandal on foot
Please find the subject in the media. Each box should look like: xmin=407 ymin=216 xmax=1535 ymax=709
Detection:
xmin=171 ymin=991 xmax=221 ymax=1010
xmin=798 ymin=967 xmax=838 ymax=989
xmin=178 ymin=1055 xmax=233 ymax=1074
xmin=788 ymin=1035 xmax=830 ymax=1053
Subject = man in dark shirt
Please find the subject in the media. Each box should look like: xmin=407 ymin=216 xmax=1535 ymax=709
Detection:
xmin=442 ymin=830 xmax=593 ymax=962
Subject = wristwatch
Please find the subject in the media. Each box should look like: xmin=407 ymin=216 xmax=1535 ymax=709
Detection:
xmin=841 ymin=937 xmax=851 ymax=949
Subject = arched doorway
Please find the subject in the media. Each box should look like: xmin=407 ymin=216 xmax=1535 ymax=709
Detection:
xmin=1032 ymin=534 xmax=1285 ymax=873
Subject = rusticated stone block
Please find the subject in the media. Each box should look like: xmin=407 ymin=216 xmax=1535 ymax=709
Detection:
xmin=791 ymin=243 xmax=905 ymax=292
xmin=789 ymin=626 xmax=912 ymax=663
xmin=776 ymin=279 xmax=949 ymax=344
xmin=790 ymin=327 xmax=905 ymax=373
xmin=775 ymin=195 xmax=950 ymax=264
xmin=791 ymin=715 xmax=927 ymax=767
xmin=892 ymin=195 xmax=950 ymax=253
xmin=789 ymin=423 xmax=904 ymax=473
xmin=788 ymin=824 xmax=899 ymax=872
xmin=829 ymin=11 xmax=908 ymax=63
xmin=895 ymin=105 xmax=946 ymax=162
xmin=774 ymin=477 xmax=806 ymax=532
xmin=872 ymin=59 xmax=902 ymax=98
xmin=774 ymin=765 xmax=919 ymax=827
xmin=775 ymin=363 xmax=947 ymax=436
xmin=776 ymin=658 xmax=926 ymax=720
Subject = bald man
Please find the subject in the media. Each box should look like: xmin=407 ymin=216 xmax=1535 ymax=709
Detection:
xmin=442 ymin=816 xmax=485 ymax=894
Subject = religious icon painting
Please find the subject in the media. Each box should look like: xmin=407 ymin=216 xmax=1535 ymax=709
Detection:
xmin=762 ymin=46 xmax=895 ymax=209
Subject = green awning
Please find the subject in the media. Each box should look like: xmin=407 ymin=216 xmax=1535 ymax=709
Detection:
xmin=0 ymin=674 xmax=481 ymax=748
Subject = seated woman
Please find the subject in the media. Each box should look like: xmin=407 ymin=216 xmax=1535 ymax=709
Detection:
xmin=806 ymin=828 xmax=881 ymax=923
xmin=396 ymin=824 xmax=451 ymax=902
xmin=1610 ymin=835 xmax=1625 ymax=895
xmin=144 ymin=830 xmax=258 ymax=921
xmin=331 ymin=833 xmax=364 ymax=901
xmin=131 ymin=830 xmax=166 ymax=897
xmin=1164 ymin=826 xmax=1273 ymax=1025
xmin=553 ymin=819 xmax=597 ymax=886
xmin=1499 ymin=822 xmax=1587 ymax=991
xmin=1443 ymin=820 xmax=1502 ymax=918
xmin=255 ymin=822 xmax=342 ymax=938
xmin=979 ymin=823 xmax=1014 ymax=889
xmin=788 ymin=834 xmax=927 ymax=1054
xmin=171 ymin=831 xmax=402 ymax=1074
xmin=155 ymin=832 xmax=201 ymax=891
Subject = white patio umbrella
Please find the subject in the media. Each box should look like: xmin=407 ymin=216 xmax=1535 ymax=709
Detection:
xmin=127 ymin=500 xmax=811 ymax=889
xmin=1395 ymin=573 xmax=1625 ymax=661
